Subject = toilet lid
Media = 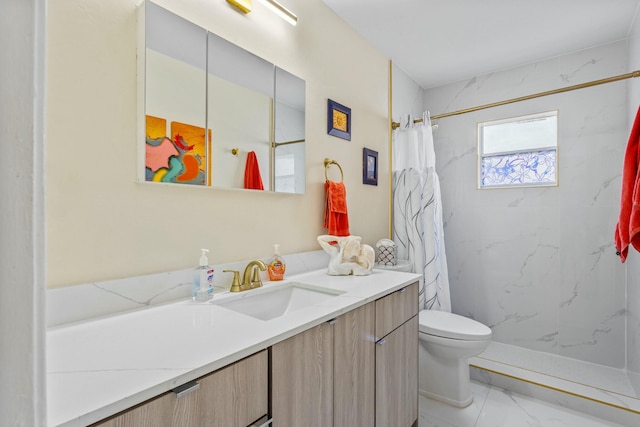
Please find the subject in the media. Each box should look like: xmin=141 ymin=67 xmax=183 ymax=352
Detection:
xmin=419 ymin=310 xmax=492 ymax=340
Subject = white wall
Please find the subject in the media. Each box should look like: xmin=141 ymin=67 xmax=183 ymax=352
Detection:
xmin=426 ymin=41 xmax=629 ymax=367
xmin=626 ymin=5 xmax=640 ymax=383
xmin=0 ymin=1 xmax=47 ymax=425
xmin=46 ymin=0 xmax=390 ymax=288
xmin=391 ymin=63 xmax=425 ymax=122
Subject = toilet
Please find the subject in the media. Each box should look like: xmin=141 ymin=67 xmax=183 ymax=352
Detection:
xmin=418 ymin=309 xmax=492 ymax=407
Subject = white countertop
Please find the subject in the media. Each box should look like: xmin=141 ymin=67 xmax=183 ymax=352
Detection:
xmin=47 ymin=268 xmax=421 ymax=427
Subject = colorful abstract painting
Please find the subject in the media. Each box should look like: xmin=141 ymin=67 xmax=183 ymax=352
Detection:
xmin=145 ymin=115 xmax=210 ymax=185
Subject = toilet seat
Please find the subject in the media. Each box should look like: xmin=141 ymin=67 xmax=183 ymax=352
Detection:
xmin=419 ymin=310 xmax=492 ymax=341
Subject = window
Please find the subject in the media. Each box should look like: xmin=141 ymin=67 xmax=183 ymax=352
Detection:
xmin=478 ymin=111 xmax=558 ymax=189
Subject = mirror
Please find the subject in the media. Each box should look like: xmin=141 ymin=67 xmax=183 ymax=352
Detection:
xmin=273 ymin=67 xmax=306 ymax=193
xmin=207 ymin=32 xmax=274 ymax=191
xmin=143 ymin=2 xmax=208 ymax=185
xmin=140 ymin=1 xmax=306 ymax=193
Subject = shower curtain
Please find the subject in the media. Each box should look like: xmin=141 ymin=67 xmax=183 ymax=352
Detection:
xmin=393 ymin=112 xmax=451 ymax=312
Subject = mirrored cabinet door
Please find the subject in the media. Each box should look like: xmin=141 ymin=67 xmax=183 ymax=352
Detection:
xmin=273 ymin=67 xmax=306 ymax=194
xmin=144 ymin=1 xmax=208 ymax=186
xmin=207 ymin=32 xmax=274 ymax=191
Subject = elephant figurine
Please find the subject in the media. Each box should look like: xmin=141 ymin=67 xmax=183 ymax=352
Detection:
xmin=317 ymin=235 xmax=374 ymax=276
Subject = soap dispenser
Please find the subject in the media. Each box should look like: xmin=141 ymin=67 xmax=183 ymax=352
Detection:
xmin=267 ymin=244 xmax=286 ymax=281
xmin=193 ymin=249 xmax=214 ymax=302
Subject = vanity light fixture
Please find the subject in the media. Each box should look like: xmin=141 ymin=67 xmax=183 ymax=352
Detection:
xmin=227 ymin=0 xmax=252 ymax=14
xmin=227 ymin=0 xmax=298 ymax=26
xmin=257 ymin=0 xmax=298 ymax=25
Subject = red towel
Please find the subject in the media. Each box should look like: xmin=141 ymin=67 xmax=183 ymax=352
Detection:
xmin=244 ymin=151 xmax=264 ymax=190
xmin=615 ymin=106 xmax=640 ymax=262
xmin=324 ymin=180 xmax=350 ymax=236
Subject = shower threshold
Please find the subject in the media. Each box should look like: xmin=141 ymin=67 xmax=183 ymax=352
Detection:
xmin=470 ymin=341 xmax=640 ymax=427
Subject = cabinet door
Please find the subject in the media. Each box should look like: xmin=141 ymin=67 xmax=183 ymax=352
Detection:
xmin=375 ymin=282 xmax=419 ymax=339
xmin=375 ymin=316 xmax=418 ymax=427
xmin=333 ymin=302 xmax=375 ymax=427
xmin=271 ymin=321 xmax=333 ymax=427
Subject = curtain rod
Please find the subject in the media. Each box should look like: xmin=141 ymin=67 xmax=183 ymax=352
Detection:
xmin=391 ymin=70 xmax=640 ymax=129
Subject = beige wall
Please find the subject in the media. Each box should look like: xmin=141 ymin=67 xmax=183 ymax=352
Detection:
xmin=46 ymin=0 xmax=390 ymax=288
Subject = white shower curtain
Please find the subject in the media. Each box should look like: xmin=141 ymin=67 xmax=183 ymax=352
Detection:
xmin=393 ymin=112 xmax=451 ymax=312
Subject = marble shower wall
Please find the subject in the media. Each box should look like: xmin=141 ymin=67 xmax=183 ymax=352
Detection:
xmin=425 ymin=41 xmax=628 ymax=368
xmin=627 ymin=11 xmax=640 ymax=389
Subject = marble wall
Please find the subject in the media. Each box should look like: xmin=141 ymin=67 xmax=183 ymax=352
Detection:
xmin=425 ymin=41 xmax=628 ymax=367
xmin=627 ymin=9 xmax=640 ymax=388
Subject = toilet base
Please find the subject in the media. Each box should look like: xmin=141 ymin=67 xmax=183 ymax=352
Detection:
xmin=419 ymin=335 xmax=478 ymax=408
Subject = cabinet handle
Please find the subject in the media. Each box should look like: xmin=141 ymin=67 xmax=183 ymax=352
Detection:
xmin=376 ymin=338 xmax=386 ymax=345
xmin=399 ymin=287 xmax=407 ymax=294
xmin=253 ymin=418 xmax=273 ymax=427
xmin=172 ymin=380 xmax=200 ymax=398
xmin=327 ymin=318 xmax=337 ymax=325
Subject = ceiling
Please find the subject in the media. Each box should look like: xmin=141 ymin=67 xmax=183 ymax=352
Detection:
xmin=321 ymin=0 xmax=640 ymax=89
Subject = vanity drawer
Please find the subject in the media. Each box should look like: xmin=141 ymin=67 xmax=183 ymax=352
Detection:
xmin=93 ymin=350 xmax=268 ymax=427
xmin=375 ymin=282 xmax=418 ymax=339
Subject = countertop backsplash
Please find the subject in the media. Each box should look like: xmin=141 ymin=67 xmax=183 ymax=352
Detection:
xmin=47 ymin=250 xmax=330 ymax=327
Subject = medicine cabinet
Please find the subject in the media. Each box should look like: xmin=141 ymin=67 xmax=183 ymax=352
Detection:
xmin=139 ymin=1 xmax=306 ymax=194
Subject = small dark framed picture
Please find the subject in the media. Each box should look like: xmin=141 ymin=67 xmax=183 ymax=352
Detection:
xmin=327 ymin=99 xmax=351 ymax=140
xmin=363 ymin=147 xmax=378 ymax=185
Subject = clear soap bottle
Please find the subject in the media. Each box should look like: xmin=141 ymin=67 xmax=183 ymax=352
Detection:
xmin=193 ymin=249 xmax=214 ymax=302
xmin=267 ymin=244 xmax=286 ymax=281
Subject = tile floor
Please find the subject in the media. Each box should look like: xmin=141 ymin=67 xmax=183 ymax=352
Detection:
xmin=418 ymin=381 xmax=626 ymax=427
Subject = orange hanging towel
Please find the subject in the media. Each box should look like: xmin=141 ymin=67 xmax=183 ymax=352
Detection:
xmin=324 ymin=180 xmax=350 ymax=236
xmin=615 ymin=105 xmax=640 ymax=262
xmin=244 ymin=151 xmax=264 ymax=190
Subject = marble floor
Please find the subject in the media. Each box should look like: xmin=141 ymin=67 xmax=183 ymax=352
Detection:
xmin=418 ymin=381 xmax=626 ymax=427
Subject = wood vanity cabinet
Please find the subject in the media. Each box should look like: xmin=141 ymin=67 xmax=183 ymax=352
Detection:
xmin=271 ymin=282 xmax=418 ymax=427
xmin=333 ymin=302 xmax=376 ymax=427
xmin=271 ymin=320 xmax=334 ymax=427
xmin=270 ymin=302 xmax=376 ymax=427
xmin=93 ymin=350 xmax=268 ymax=427
xmin=92 ymin=282 xmax=418 ymax=427
xmin=91 ymin=392 xmax=174 ymax=427
xmin=375 ymin=282 xmax=419 ymax=427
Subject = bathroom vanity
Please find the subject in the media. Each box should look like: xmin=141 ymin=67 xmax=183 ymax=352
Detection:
xmin=93 ymin=350 xmax=268 ymax=427
xmin=47 ymin=269 xmax=420 ymax=427
xmin=271 ymin=282 xmax=418 ymax=427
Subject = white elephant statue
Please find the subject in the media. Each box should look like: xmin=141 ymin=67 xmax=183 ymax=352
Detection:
xmin=317 ymin=235 xmax=375 ymax=276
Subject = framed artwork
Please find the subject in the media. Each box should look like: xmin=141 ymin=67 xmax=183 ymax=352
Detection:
xmin=363 ymin=147 xmax=378 ymax=185
xmin=327 ymin=99 xmax=351 ymax=140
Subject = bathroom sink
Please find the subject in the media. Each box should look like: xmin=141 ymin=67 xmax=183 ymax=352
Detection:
xmin=211 ymin=282 xmax=345 ymax=321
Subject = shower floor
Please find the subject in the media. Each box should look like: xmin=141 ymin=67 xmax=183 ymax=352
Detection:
xmin=470 ymin=341 xmax=640 ymax=420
